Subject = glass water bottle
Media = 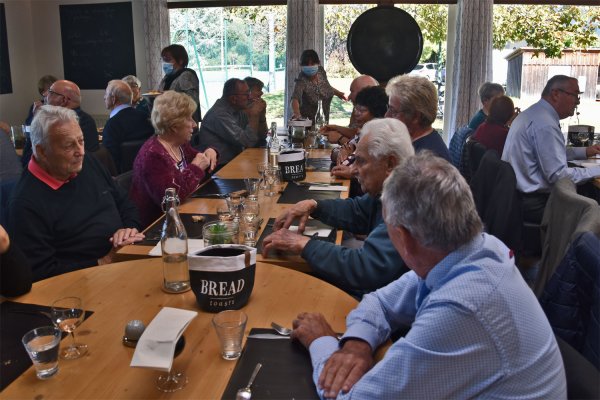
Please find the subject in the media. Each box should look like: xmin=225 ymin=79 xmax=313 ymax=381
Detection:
xmin=160 ymin=188 xmax=191 ymax=293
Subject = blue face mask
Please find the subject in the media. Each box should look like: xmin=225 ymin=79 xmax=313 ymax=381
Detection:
xmin=301 ymin=65 xmax=319 ymax=77
xmin=162 ymin=62 xmax=174 ymax=75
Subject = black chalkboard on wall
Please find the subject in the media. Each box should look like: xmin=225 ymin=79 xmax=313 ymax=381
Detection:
xmin=59 ymin=2 xmax=136 ymax=90
xmin=0 ymin=3 xmax=12 ymax=94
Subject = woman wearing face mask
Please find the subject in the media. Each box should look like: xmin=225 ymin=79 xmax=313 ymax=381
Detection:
xmin=290 ymin=49 xmax=346 ymax=121
xmin=158 ymin=44 xmax=201 ymax=122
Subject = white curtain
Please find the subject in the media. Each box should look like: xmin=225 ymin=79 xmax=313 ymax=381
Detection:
xmin=143 ymin=0 xmax=170 ymax=90
xmin=285 ymin=0 xmax=323 ymax=122
xmin=446 ymin=0 xmax=493 ymax=139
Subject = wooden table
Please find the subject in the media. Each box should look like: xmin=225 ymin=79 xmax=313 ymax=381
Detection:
xmin=117 ymin=148 xmax=349 ymax=272
xmin=2 ymin=258 xmax=357 ymax=399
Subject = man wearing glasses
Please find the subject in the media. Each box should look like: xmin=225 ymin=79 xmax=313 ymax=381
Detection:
xmin=198 ymin=78 xmax=265 ymax=168
xmin=502 ymin=75 xmax=600 ymax=224
xmin=44 ymin=80 xmax=100 ymax=154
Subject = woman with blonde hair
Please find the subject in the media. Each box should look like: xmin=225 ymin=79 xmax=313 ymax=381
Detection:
xmin=130 ymin=91 xmax=218 ymax=227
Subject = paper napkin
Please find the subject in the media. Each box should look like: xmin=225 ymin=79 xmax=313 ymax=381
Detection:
xmin=309 ymin=185 xmax=348 ymax=192
xmin=148 ymin=239 xmax=205 ymax=256
xmin=130 ymin=307 xmax=197 ymax=372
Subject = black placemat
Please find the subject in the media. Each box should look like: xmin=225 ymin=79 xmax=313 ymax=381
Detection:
xmin=256 ymin=218 xmax=336 ymax=255
xmin=0 ymin=301 xmax=94 ymax=390
xmin=221 ymin=328 xmax=319 ymax=400
xmin=191 ymin=178 xmax=246 ymax=198
xmin=306 ymin=158 xmax=332 ymax=172
xmin=278 ymin=182 xmax=342 ymax=204
xmin=137 ymin=213 xmax=216 ymax=246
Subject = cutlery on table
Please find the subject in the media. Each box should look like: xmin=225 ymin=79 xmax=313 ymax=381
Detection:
xmin=271 ymin=322 xmax=292 ymax=336
xmin=271 ymin=321 xmax=344 ymax=340
xmin=236 ymin=363 xmax=262 ymax=400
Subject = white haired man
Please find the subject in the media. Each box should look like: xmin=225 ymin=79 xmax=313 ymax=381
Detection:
xmin=102 ymin=80 xmax=154 ymax=173
xmin=385 ymin=74 xmax=451 ymax=162
xmin=8 ymin=106 xmax=144 ymax=281
xmin=263 ymin=118 xmax=414 ymax=297
xmin=291 ymin=153 xmax=566 ymax=399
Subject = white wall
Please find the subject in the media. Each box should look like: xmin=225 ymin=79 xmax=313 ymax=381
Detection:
xmin=0 ymin=0 xmax=148 ymax=126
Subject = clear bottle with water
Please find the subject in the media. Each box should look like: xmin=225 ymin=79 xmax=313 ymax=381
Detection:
xmin=314 ymin=99 xmax=327 ymax=148
xmin=161 ymin=188 xmax=190 ymax=293
xmin=269 ymin=126 xmax=280 ymax=167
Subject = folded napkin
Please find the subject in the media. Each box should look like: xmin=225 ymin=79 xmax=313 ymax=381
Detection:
xmin=309 ymin=185 xmax=348 ymax=192
xmin=130 ymin=307 xmax=197 ymax=372
xmin=148 ymin=239 xmax=205 ymax=256
xmin=289 ymin=225 xmax=332 ymax=238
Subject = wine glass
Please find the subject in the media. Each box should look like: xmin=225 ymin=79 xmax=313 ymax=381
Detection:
xmin=50 ymin=296 xmax=87 ymax=359
xmin=257 ymin=162 xmax=268 ymax=190
xmin=156 ymin=336 xmax=187 ymax=392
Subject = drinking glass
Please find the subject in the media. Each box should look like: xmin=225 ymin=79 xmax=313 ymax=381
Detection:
xmin=264 ymin=166 xmax=280 ymax=197
xmin=156 ymin=336 xmax=187 ymax=392
xmin=217 ymin=204 xmax=234 ymax=221
xmin=257 ymin=162 xmax=269 ymax=189
xmin=212 ymin=310 xmax=247 ymax=360
xmin=50 ymin=297 xmax=87 ymax=359
xmin=225 ymin=194 xmax=246 ymax=220
xmin=244 ymin=178 xmax=260 ymax=196
xmin=22 ymin=326 xmax=61 ymax=379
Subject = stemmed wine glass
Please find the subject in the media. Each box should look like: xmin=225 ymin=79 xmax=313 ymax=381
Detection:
xmin=50 ymin=296 xmax=88 ymax=359
xmin=156 ymin=336 xmax=187 ymax=392
xmin=257 ymin=162 xmax=268 ymax=190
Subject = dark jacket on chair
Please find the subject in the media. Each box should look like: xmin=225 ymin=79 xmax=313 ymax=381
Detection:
xmin=470 ymin=150 xmax=523 ymax=253
xmin=540 ymin=231 xmax=600 ymax=370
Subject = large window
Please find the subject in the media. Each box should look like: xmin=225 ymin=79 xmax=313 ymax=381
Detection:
xmin=169 ymin=6 xmax=287 ymax=124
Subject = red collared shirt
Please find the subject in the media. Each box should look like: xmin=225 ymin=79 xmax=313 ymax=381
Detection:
xmin=28 ymin=157 xmax=77 ymax=190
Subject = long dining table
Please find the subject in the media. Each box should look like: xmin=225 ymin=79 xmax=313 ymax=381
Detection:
xmin=2 ymin=258 xmax=359 ymax=399
xmin=117 ymin=148 xmax=350 ymax=272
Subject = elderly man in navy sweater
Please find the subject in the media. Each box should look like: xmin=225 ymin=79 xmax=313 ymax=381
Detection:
xmin=8 ymin=106 xmax=144 ymax=281
xmin=263 ymin=118 xmax=414 ymax=297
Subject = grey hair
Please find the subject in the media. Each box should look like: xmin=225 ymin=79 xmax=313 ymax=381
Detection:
xmin=360 ymin=118 xmax=414 ymax=161
xmin=386 ymin=75 xmax=437 ymax=127
xmin=106 ymin=80 xmax=132 ymax=105
xmin=541 ymin=75 xmax=577 ymax=97
xmin=382 ymin=152 xmax=483 ymax=252
xmin=478 ymin=82 xmax=504 ymax=103
xmin=30 ymin=105 xmax=79 ymax=157
xmin=122 ymin=75 xmax=141 ymax=88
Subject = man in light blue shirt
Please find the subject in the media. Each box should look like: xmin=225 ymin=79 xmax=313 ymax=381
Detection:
xmin=291 ymin=154 xmax=566 ymax=399
xmin=502 ymin=75 xmax=600 ymax=223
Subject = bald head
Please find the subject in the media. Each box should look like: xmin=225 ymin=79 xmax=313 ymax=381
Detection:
xmin=349 ymin=75 xmax=379 ymax=104
xmin=46 ymin=80 xmax=82 ymax=109
xmin=104 ymin=80 xmax=133 ymax=110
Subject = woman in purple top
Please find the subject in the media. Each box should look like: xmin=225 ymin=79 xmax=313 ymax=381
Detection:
xmin=472 ymin=95 xmax=516 ymax=155
xmin=130 ymin=91 xmax=218 ymax=228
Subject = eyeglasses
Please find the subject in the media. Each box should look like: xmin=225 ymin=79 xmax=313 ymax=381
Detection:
xmin=555 ymin=88 xmax=581 ymax=101
xmin=47 ymin=89 xmax=69 ymax=100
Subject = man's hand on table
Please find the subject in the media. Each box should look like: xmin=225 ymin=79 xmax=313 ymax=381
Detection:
xmin=319 ymin=339 xmax=374 ymax=398
xmin=331 ymin=165 xmax=353 ymax=179
xmin=586 ymin=145 xmax=600 ymax=158
xmin=291 ymin=312 xmax=373 ymax=398
xmin=273 ymin=199 xmax=318 ymax=232
xmin=291 ymin=312 xmax=338 ymax=348
xmin=262 ymin=228 xmax=311 ymax=256
xmin=99 ymin=228 xmax=145 ymax=265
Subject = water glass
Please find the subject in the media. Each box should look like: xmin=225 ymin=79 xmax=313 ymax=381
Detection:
xmin=212 ymin=310 xmax=247 ymax=360
xmin=10 ymin=126 xmax=25 ymax=149
xmin=243 ymin=178 xmax=260 ymax=196
xmin=217 ymin=204 xmax=234 ymax=221
xmin=264 ymin=166 xmax=281 ymax=197
xmin=22 ymin=326 xmax=61 ymax=379
xmin=225 ymin=194 xmax=245 ymax=219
